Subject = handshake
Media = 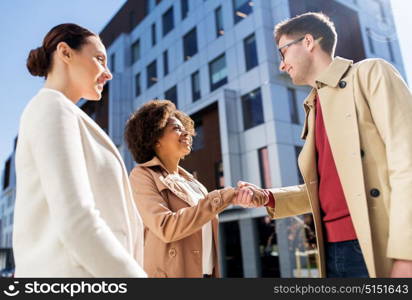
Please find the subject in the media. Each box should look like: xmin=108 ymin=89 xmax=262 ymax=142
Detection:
xmin=231 ymin=181 xmax=270 ymax=208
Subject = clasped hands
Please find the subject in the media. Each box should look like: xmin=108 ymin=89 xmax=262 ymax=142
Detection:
xmin=232 ymin=181 xmax=269 ymax=208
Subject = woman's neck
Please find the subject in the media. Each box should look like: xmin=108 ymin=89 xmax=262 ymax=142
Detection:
xmin=157 ymin=154 xmax=180 ymax=175
xmin=44 ymin=73 xmax=80 ymax=104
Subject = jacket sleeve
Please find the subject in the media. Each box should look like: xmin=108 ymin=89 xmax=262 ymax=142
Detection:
xmin=28 ymin=95 xmax=146 ymax=277
xmin=359 ymin=59 xmax=412 ymax=260
xmin=266 ymin=184 xmax=311 ymax=219
xmin=129 ymin=167 xmax=235 ymax=243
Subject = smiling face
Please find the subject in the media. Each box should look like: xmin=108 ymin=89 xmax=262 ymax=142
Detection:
xmin=156 ymin=117 xmax=192 ymax=160
xmin=68 ymin=35 xmax=112 ymax=100
xmin=278 ymin=34 xmax=313 ymax=86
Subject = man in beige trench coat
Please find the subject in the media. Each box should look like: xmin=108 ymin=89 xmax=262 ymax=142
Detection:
xmin=235 ymin=12 xmax=412 ymax=277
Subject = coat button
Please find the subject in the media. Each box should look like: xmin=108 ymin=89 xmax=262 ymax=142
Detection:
xmin=339 ymin=80 xmax=347 ymax=88
xmin=169 ymin=248 xmax=176 ymax=257
xmin=212 ymin=197 xmax=221 ymax=206
xmin=370 ymin=188 xmax=380 ymax=197
xmin=361 ymin=149 xmax=365 ymax=158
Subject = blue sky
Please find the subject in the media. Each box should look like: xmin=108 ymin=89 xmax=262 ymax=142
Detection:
xmin=0 ymin=0 xmax=411 ymax=169
xmin=0 ymin=0 xmax=127 ymax=167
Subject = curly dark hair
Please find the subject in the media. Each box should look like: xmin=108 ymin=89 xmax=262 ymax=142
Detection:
xmin=124 ymin=99 xmax=195 ymax=164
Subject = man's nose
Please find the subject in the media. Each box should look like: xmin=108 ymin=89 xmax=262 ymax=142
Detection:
xmin=279 ymin=59 xmax=286 ymax=72
xmin=105 ymin=67 xmax=113 ymax=81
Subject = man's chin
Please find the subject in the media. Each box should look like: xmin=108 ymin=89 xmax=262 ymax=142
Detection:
xmin=291 ymin=77 xmax=305 ymax=86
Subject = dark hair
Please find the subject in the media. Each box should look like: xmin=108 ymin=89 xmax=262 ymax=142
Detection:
xmin=124 ymin=100 xmax=195 ymax=164
xmin=274 ymin=12 xmax=337 ymax=56
xmin=27 ymin=23 xmax=96 ymax=77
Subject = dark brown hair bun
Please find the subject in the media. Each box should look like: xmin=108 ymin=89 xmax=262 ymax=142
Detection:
xmin=27 ymin=47 xmax=49 ymax=77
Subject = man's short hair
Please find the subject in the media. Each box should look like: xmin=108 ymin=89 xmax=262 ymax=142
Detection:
xmin=274 ymin=12 xmax=337 ymax=56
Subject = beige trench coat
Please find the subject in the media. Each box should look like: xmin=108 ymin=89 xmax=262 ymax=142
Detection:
xmin=129 ymin=157 xmax=235 ymax=277
xmin=267 ymin=57 xmax=412 ymax=277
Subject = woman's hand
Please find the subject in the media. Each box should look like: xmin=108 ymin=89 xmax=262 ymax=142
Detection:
xmin=232 ymin=181 xmax=269 ymax=208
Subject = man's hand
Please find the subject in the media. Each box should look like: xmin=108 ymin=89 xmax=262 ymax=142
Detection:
xmin=232 ymin=181 xmax=269 ymax=207
xmin=390 ymin=259 xmax=412 ymax=277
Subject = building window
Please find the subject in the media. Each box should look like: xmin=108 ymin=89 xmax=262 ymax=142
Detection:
xmin=192 ymin=120 xmax=204 ymax=151
xmin=151 ymin=23 xmax=157 ymax=46
xmin=215 ymin=161 xmax=225 ymax=189
xmin=375 ymin=0 xmax=387 ymax=23
xmin=110 ymin=53 xmax=115 ymax=73
xmin=215 ymin=6 xmax=224 ymax=37
xmin=183 ymin=27 xmax=198 ymax=61
xmin=221 ymin=221 xmax=243 ymax=277
xmin=165 ymin=85 xmax=178 ymax=107
xmin=3 ymin=158 xmax=11 ymax=190
xmin=135 ymin=73 xmax=141 ymax=97
xmin=131 ymin=40 xmax=140 ymax=64
xmin=191 ymin=71 xmax=201 ymax=101
xmin=233 ymin=0 xmax=254 ymax=24
xmin=258 ymin=147 xmax=272 ymax=189
xmin=162 ymin=6 xmax=174 ymax=36
xmin=387 ymin=38 xmax=395 ymax=62
xmin=241 ymin=88 xmax=264 ymax=130
xmin=294 ymin=146 xmax=304 ymax=184
xmin=163 ymin=50 xmax=169 ymax=76
xmin=366 ymin=28 xmax=375 ymax=54
xmin=288 ymin=88 xmax=300 ymax=124
xmin=181 ymin=0 xmax=189 ymax=19
xmin=244 ymin=33 xmax=258 ymax=71
xmin=209 ymin=53 xmax=227 ymax=91
xmin=147 ymin=60 xmax=157 ymax=88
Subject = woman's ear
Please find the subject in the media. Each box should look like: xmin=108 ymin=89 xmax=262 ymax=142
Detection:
xmin=55 ymin=41 xmax=73 ymax=64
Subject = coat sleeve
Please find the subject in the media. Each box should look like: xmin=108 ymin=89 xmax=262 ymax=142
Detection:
xmin=28 ymin=95 xmax=146 ymax=277
xmin=266 ymin=184 xmax=311 ymax=219
xmin=359 ymin=59 xmax=412 ymax=260
xmin=129 ymin=167 xmax=235 ymax=243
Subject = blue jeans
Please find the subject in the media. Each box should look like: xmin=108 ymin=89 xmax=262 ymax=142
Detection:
xmin=325 ymin=240 xmax=369 ymax=278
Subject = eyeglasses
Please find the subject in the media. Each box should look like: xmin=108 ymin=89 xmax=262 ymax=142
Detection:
xmin=277 ymin=36 xmax=305 ymax=62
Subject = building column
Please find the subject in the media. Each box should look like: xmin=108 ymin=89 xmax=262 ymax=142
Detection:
xmin=239 ymin=218 xmax=261 ymax=277
xmin=219 ymin=89 xmax=244 ymax=186
xmin=217 ymin=222 xmax=227 ymax=277
xmin=276 ymin=218 xmax=298 ymax=277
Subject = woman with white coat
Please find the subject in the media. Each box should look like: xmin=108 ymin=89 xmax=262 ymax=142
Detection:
xmin=13 ymin=23 xmax=146 ymax=277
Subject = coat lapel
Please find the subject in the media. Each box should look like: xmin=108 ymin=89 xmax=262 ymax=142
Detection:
xmin=141 ymin=157 xmax=197 ymax=206
xmin=298 ymin=94 xmax=327 ymax=276
xmin=78 ymin=109 xmax=126 ymax=168
xmin=159 ymin=175 xmax=196 ymax=206
xmin=77 ymin=108 xmax=143 ymax=263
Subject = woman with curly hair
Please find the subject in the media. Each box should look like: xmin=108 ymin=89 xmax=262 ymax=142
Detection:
xmin=125 ymin=100 xmax=267 ymax=278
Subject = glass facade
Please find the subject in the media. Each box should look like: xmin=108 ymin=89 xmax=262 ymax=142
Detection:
xmin=241 ymin=88 xmax=264 ymax=130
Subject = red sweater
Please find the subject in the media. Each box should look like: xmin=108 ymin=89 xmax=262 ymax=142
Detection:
xmin=266 ymin=95 xmax=357 ymax=242
xmin=314 ymin=96 xmax=357 ymax=242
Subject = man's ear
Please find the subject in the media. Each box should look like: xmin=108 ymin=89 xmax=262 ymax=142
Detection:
xmin=304 ymin=33 xmax=316 ymax=51
xmin=55 ymin=41 xmax=73 ymax=64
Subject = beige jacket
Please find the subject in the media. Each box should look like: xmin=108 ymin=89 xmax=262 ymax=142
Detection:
xmin=267 ymin=57 xmax=412 ymax=277
xmin=14 ymin=88 xmax=146 ymax=277
xmin=129 ymin=157 xmax=236 ymax=278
